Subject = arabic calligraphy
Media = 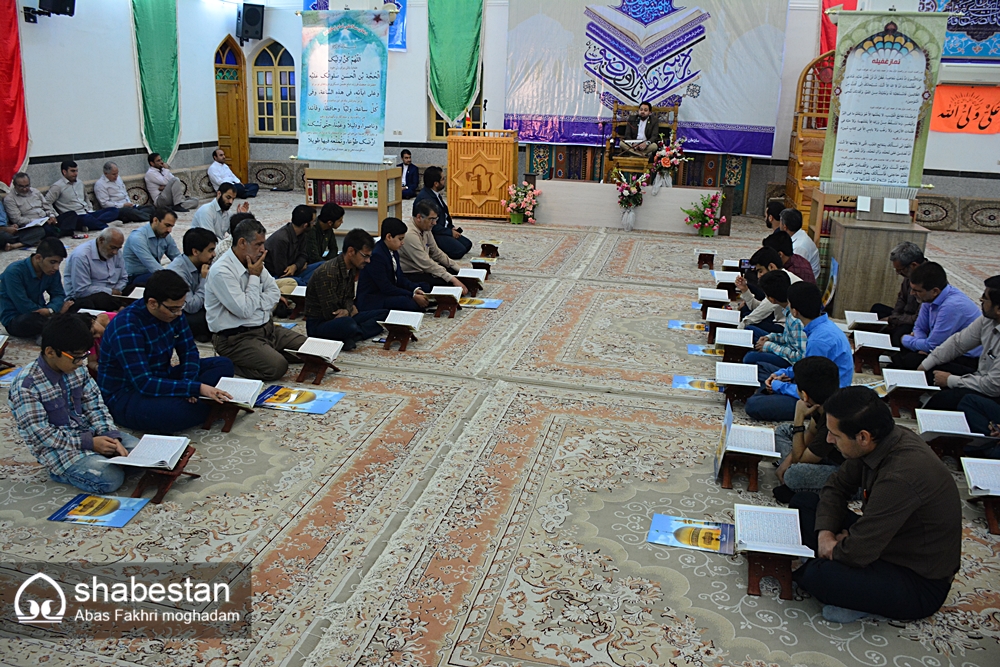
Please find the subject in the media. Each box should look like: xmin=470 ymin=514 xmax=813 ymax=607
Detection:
xmin=931 ymin=84 xmax=1000 ymax=134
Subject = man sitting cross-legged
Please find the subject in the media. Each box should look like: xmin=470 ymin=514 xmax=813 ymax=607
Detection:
xmin=208 ymin=148 xmax=259 ymax=199
xmin=206 ymin=218 xmax=306 ymax=380
xmin=742 ymin=270 xmax=806 ymax=367
xmin=736 ymin=247 xmax=801 ymax=335
xmin=790 ymin=386 xmax=961 ymax=624
xmin=778 ymin=208 xmax=820 ymax=279
xmin=305 ymin=229 xmax=390 ymax=350
xmin=10 ymin=314 xmax=139 ymax=495
xmin=144 ymin=153 xmax=198 ymax=213
xmin=94 ymin=161 xmax=154 ymax=223
xmin=871 ymin=242 xmax=925 ymax=347
xmin=191 ymin=182 xmax=250 ymax=242
xmin=745 ymin=282 xmax=853 ymax=422
xmin=0 ymin=238 xmax=73 ymax=338
xmin=413 ymin=166 xmax=472 ymax=260
xmin=166 ymin=227 xmax=217 ymax=343
xmin=3 ymin=172 xmax=68 ymax=245
xmin=265 ymin=204 xmax=324 ymax=286
xmin=399 ymin=199 xmax=468 ymax=294
xmin=98 ymin=270 xmax=234 ymax=434
xmin=771 ymin=356 xmax=843 ymax=502
xmin=305 ymin=202 xmax=343 ymax=265
xmin=122 ymin=208 xmax=181 ymax=290
xmin=45 ymin=160 xmax=117 ymax=234
xmin=64 ymin=228 xmax=127 ymax=313
xmin=356 ymin=217 xmax=430 ymax=313
xmin=763 ymin=229 xmax=815 ymax=284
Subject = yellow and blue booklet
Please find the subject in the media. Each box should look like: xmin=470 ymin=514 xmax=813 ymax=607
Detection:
xmin=255 ymin=386 xmax=346 ymax=414
xmin=48 ymin=495 xmax=150 ymax=528
xmin=647 ymin=514 xmax=735 ymax=555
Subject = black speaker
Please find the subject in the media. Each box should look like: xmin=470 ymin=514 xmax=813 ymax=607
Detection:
xmin=39 ymin=0 xmax=75 ymax=16
xmin=237 ymin=3 xmax=264 ymax=41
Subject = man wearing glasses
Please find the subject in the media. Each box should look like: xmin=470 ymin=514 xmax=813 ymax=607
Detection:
xmin=96 ymin=270 xmax=235 ymax=434
xmin=9 ymin=314 xmax=139 ymax=494
xmin=398 ymin=199 xmax=468 ymax=294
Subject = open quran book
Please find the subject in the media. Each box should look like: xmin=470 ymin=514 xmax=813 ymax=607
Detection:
xmin=378 ymin=310 xmax=423 ymax=332
xmin=286 ymin=337 xmax=343 ymax=364
xmin=105 ymin=435 xmax=190 ymax=469
xmin=734 ymin=504 xmax=814 ymax=558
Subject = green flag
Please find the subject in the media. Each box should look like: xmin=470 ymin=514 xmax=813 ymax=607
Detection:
xmin=131 ymin=0 xmax=180 ymax=160
xmin=428 ymin=0 xmax=483 ymax=125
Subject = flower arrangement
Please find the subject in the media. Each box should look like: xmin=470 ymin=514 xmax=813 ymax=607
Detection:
xmin=500 ymin=182 xmax=541 ymax=224
xmin=682 ymin=191 xmax=726 ymax=237
xmin=613 ymin=169 xmax=650 ymax=231
xmin=649 ymin=136 xmax=691 ymax=195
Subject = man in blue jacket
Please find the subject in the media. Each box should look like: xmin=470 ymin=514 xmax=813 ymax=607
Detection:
xmin=357 ymin=217 xmax=430 ymax=313
xmin=413 ymin=166 xmax=472 ymax=260
xmin=0 ymin=238 xmax=73 ymax=338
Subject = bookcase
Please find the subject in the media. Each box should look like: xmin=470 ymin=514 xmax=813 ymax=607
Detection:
xmin=304 ymin=166 xmax=402 ymax=237
xmin=808 ymin=189 xmax=859 ymax=290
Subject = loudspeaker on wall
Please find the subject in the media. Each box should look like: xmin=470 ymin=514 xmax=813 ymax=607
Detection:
xmin=237 ymin=3 xmax=265 ymax=41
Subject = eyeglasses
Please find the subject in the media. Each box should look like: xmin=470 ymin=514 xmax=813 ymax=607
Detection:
xmin=159 ymin=303 xmax=184 ymax=315
xmin=359 ymin=251 xmax=372 ymax=259
xmin=60 ymin=350 xmax=89 ymax=364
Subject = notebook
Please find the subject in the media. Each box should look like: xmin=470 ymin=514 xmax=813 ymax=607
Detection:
xmin=291 ymin=285 xmax=307 ymax=298
xmin=126 ymin=287 xmax=144 ymax=300
xmin=853 ymin=331 xmax=899 ymax=352
xmin=734 ymin=504 xmax=814 ymax=558
xmin=104 ymin=435 xmax=190 ymax=469
xmin=287 ymin=337 xmax=343 ymax=364
xmin=882 ymin=368 xmax=938 ymax=393
xmin=716 ymin=362 xmax=759 ymax=387
xmin=706 ymin=308 xmax=740 ymax=325
xmin=714 ymin=328 xmax=754 ymax=348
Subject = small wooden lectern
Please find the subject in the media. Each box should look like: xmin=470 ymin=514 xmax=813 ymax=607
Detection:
xmin=697 ymin=253 xmax=715 ymax=270
xmin=853 ymin=346 xmax=883 ymax=376
xmin=480 ymin=243 xmax=500 ymax=259
xmin=717 ymin=282 xmax=740 ymax=301
xmin=719 ymin=451 xmax=762 ymax=491
xmin=470 ymin=260 xmax=492 ymax=278
xmin=884 ymin=388 xmax=923 ymax=419
xmin=720 ymin=345 xmax=746 ymax=364
xmin=722 ymin=383 xmax=756 ymax=406
xmin=457 ymin=276 xmax=482 ymax=298
xmin=0 ymin=341 xmax=15 ymax=371
xmin=384 ymin=325 xmax=417 ymax=351
xmin=700 ymin=299 xmax=729 ymax=320
xmin=925 ymin=434 xmax=976 ymax=462
xmin=294 ymin=354 xmax=340 ymax=386
xmin=706 ymin=321 xmax=736 ymax=345
xmin=203 ymin=403 xmax=254 ymax=433
xmin=131 ymin=445 xmax=200 ymax=504
xmin=968 ymin=496 xmax=1000 ymax=535
xmin=287 ymin=294 xmax=307 ymax=320
xmin=746 ymin=552 xmax=795 ymax=600
xmin=433 ymin=295 xmax=461 ymax=319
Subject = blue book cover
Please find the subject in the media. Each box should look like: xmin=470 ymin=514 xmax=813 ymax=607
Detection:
xmin=687 ymin=344 xmax=724 ymax=357
xmin=48 ymin=495 xmax=150 ymax=528
xmin=671 ymin=376 xmax=720 ymax=393
xmin=255 ymin=385 xmax=346 ymax=415
xmin=460 ymin=297 xmax=502 ymax=309
xmin=668 ymin=320 xmax=706 ymax=331
xmin=647 ymin=513 xmax=735 ymax=555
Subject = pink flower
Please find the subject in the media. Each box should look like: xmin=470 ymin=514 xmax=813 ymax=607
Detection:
xmin=528 ymin=217 xmax=535 ymax=223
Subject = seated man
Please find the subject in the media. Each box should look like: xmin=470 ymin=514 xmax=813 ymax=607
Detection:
xmin=746 ymin=282 xmax=853 ymax=422
xmin=265 ymin=204 xmax=323 ymax=286
xmin=399 ymin=200 xmax=468 ymax=294
xmin=772 ymin=357 xmax=842 ymax=501
xmin=206 ymin=218 xmax=306 ymax=380
xmin=122 ymin=208 xmax=181 ymax=289
xmin=955 ymin=394 xmax=1000 ymax=458
xmin=306 ymin=202 xmax=343 ymax=265
xmin=763 ymin=200 xmax=784 ymax=230
xmin=413 ymin=167 xmax=472 ymax=260
xmin=890 ymin=262 xmax=981 ymax=370
xmin=207 ymin=148 xmax=259 ymax=198
xmin=920 ymin=276 xmax=1000 ymax=412
xmin=191 ymin=182 xmax=249 ymax=241
xmin=4 ymin=172 xmax=75 ymax=241
xmin=144 ymin=153 xmax=198 ymax=212
xmin=791 ymin=386 xmax=961 ymax=623
xmin=0 ymin=238 xmax=73 ymax=338
xmin=305 ymin=229 xmax=390 ymax=350
xmin=44 ymin=160 xmax=117 ymax=234
xmin=356 ymin=217 xmax=430 ymax=313
xmin=0 ymin=193 xmax=27 ymax=251
xmin=743 ymin=271 xmax=806 ymax=367
xmin=10 ymin=314 xmax=138 ymax=494
xmin=166 ymin=227 xmax=217 ymax=343
xmin=779 ymin=208 xmax=820 ymax=279
xmin=763 ymin=230 xmax=815 ymax=284
xmin=871 ymin=241 xmax=925 ymax=347
xmin=64 ymin=228 xmax=127 ymax=312
xmin=622 ymin=100 xmax=660 ymax=159
xmin=94 ymin=161 xmax=154 ymax=223
xmin=98 ymin=270 xmax=234 ymax=434
xmin=736 ymin=247 xmax=801 ymax=335
xmin=399 ymin=149 xmax=419 ymax=199
xmin=213 ymin=211 xmax=256 ymax=259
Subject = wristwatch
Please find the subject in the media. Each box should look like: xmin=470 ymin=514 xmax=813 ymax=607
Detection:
xmin=791 ymin=425 xmax=806 ymax=435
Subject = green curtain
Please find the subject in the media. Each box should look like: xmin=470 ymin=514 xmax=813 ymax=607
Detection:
xmin=131 ymin=0 xmax=180 ymax=159
xmin=427 ymin=0 xmax=483 ymax=125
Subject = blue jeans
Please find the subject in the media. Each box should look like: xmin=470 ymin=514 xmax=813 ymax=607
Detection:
xmin=49 ymin=433 xmax=140 ymax=494
xmin=234 ymin=183 xmax=259 ymax=198
xmin=745 ymin=361 xmax=798 ymax=422
xmin=743 ymin=350 xmax=792 ymax=368
xmin=307 ymin=310 xmax=389 ymax=349
xmin=774 ymin=423 xmax=840 ymax=492
xmin=294 ymin=261 xmax=325 ymax=286
xmin=107 ymin=357 xmax=235 ymax=434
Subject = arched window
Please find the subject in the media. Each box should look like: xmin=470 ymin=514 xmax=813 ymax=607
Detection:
xmin=253 ymin=41 xmax=296 ymax=135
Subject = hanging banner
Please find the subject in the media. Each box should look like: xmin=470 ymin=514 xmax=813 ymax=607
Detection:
xmin=931 ymin=84 xmax=1000 ymax=133
xmin=0 ymin=0 xmax=29 ymax=184
xmin=131 ymin=0 xmax=181 ymax=161
xmin=822 ymin=0 xmax=858 ymax=53
xmin=306 ymin=1 xmax=406 ymax=51
xmin=819 ymin=12 xmax=949 ymax=190
xmin=298 ymin=10 xmax=389 ymax=163
xmin=428 ymin=0 xmax=483 ymax=125
xmin=918 ymin=0 xmax=1000 ymax=61
xmin=503 ymin=0 xmax=789 ymax=156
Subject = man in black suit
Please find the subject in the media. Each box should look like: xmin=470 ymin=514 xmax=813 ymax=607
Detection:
xmin=623 ymin=100 xmax=661 ymax=159
xmin=412 ymin=166 xmax=473 ymax=260
xmin=356 ymin=217 xmax=430 ymax=313
xmin=399 ymin=149 xmax=419 ymax=199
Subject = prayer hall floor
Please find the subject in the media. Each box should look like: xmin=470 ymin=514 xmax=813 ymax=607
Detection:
xmin=0 ymin=191 xmax=998 ymax=667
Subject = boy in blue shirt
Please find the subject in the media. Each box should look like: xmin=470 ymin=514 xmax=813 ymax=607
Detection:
xmin=0 ymin=238 xmax=72 ymax=338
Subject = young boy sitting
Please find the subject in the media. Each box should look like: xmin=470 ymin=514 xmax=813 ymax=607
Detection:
xmin=742 ymin=270 xmax=806 ymax=367
xmin=356 ymin=217 xmax=431 ymax=313
xmin=9 ymin=313 xmax=138 ymax=495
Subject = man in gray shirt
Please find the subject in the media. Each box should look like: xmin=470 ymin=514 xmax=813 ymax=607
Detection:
xmin=93 ymin=161 xmax=153 ymax=223
xmin=64 ymin=228 xmax=127 ymax=312
xmin=44 ymin=160 xmax=118 ymax=233
xmin=166 ymin=227 xmax=217 ymax=343
xmin=3 ymin=172 xmax=74 ymax=240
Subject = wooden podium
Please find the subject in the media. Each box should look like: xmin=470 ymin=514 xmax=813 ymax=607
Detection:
xmin=446 ymin=129 xmax=519 ymax=219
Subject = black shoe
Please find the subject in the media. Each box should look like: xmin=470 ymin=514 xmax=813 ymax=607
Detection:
xmin=173 ymin=204 xmax=190 ymax=213
xmin=342 ymin=340 xmax=357 ymax=352
xmin=772 ymin=484 xmax=795 ymax=504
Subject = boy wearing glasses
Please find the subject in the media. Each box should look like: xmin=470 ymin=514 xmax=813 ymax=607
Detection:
xmin=97 ymin=270 xmax=235 ymax=434
xmin=10 ymin=314 xmax=138 ymax=494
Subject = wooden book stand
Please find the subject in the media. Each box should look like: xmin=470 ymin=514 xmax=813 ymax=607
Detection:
xmin=457 ymin=276 xmax=481 ymax=298
xmin=853 ymin=347 xmax=884 ymax=376
xmin=131 ymin=445 xmax=200 ymax=504
xmin=700 ymin=300 xmax=728 ymax=320
xmin=383 ymin=324 xmax=417 ymax=351
xmin=287 ymin=294 xmax=307 ymax=320
xmin=432 ymin=295 xmax=460 ymax=318
xmin=884 ymin=387 xmax=923 ymax=418
xmin=294 ymin=353 xmax=341 ymax=385
xmin=697 ymin=253 xmax=715 ymax=270
xmin=203 ymin=402 xmax=254 ymax=433
xmin=719 ymin=451 xmax=762 ymax=491
xmin=968 ymin=496 xmax=1000 ymax=535
xmin=480 ymin=243 xmax=500 ymax=258
xmin=0 ymin=341 xmax=15 ymax=371
xmin=706 ymin=321 xmax=736 ymax=345
xmin=925 ymin=435 xmax=974 ymax=462
xmin=721 ymin=345 xmax=747 ymax=364
xmin=470 ymin=260 xmax=492 ymax=278
xmin=717 ymin=283 xmax=740 ymax=301
xmin=746 ymin=552 xmax=795 ymax=600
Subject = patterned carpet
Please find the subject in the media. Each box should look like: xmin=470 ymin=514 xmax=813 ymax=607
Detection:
xmin=0 ymin=192 xmax=998 ymax=667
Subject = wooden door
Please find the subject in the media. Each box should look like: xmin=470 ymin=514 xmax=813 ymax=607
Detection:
xmin=214 ymin=38 xmax=249 ymax=182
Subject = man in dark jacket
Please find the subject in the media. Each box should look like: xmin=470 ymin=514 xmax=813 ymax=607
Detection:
xmin=357 ymin=217 xmax=430 ymax=312
xmin=399 ymin=150 xmax=419 ymax=199
xmin=622 ymin=101 xmax=661 ymax=159
xmin=413 ymin=166 xmax=472 ymax=260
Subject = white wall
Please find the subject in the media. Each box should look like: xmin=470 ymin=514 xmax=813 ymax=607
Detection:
xmin=178 ymin=0 xmax=236 ymax=147
xmin=774 ymin=1 xmax=822 ymax=160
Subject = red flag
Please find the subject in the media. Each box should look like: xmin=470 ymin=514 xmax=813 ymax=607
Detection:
xmin=821 ymin=0 xmax=858 ymax=54
xmin=0 ymin=0 xmax=29 ymax=184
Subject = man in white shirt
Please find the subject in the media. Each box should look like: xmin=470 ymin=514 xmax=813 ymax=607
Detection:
xmin=144 ymin=153 xmax=199 ymax=213
xmin=191 ymin=184 xmax=249 ymax=241
xmin=207 ymin=148 xmax=259 ymax=199
xmin=93 ymin=161 xmax=153 ymax=223
xmin=45 ymin=160 xmax=118 ymax=232
xmin=780 ymin=208 xmax=821 ymax=279
xmin=205 ymin=218 xmax=305 ymax=380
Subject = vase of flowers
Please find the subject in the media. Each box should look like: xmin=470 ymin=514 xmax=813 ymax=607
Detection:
xmin=649 ymin=136 xmax=691 ymax=195
xmin=682 ymin=191 xmax=726 ymax=237
xmin=501 ymin=182 xmax=540 ymax=224
xmin=613 ymin=169 xmax=649 ymax=232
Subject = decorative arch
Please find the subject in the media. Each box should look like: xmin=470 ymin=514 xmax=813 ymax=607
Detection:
xmin=213 ymin=36 xmax=249 ymax=183
xmin=251 ymin=40 xmax=297 ymax=135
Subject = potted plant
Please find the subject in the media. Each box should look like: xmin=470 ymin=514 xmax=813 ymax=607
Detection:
xmin=501 ymin=182 xmax=540 ymax=224
xmin=650 ymin=136 xmax=691 ymax=195
xmin=682 ymin=191 xmax=726 ymax=237
xmin=613 ymin=169 xmax=649 ymax=232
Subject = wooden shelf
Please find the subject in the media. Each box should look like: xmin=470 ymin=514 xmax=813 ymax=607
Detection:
xmin=305 ymin=166 xmax=403 ymax=237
